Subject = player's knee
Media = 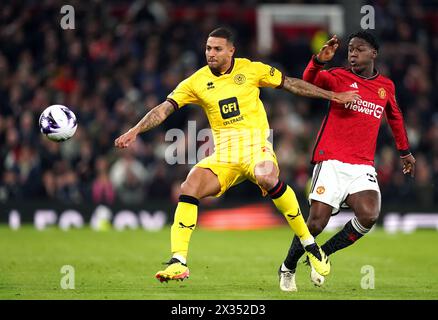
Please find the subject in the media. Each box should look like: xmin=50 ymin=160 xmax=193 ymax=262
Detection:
xmin=356 ymin=207 xmax=379 ymax=229
xmin=180 ymin=180 xmax=198 ymax=198
xmin=255 ymin=174 xmax=278 ymax=191
xmin=358 ymin=214 xmax=378 ymax=229
xmin=307 ymin=220 xmax=325 ymax=236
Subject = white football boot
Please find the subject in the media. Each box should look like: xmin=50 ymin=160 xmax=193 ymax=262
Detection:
xmin=278 ymin=267 xmax=297 ymax=292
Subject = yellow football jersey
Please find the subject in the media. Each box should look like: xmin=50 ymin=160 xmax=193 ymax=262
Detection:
xmin=167 ymin=58 xmax=284 ymax=153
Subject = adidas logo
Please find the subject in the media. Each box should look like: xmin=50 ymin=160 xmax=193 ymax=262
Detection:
xmin=350 ymin=82 xmax=358 ymax=89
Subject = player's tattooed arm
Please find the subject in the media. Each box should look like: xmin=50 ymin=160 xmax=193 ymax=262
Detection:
xmin=283 ymin=77 xmax=360 ymax=104
xmin=114 ymin=100 xmax=175 ymax=148
xmin=283 ymin=77 xmax=332 ymax=99
xmin=134 ymin=100 xmax=175 ymax=133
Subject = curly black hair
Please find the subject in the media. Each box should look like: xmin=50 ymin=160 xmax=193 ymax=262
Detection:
xmin=348 ymin=31 xmax=379 ymax=51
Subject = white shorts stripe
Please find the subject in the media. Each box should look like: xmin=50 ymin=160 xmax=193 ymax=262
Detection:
xmin=310 ymin=162 xmax=323 ymax=194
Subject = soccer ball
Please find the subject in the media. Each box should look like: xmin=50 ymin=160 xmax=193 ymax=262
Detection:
xmin=39 ymin=105 xmax=77 ymax=142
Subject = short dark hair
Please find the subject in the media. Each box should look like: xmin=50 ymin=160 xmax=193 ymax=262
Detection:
xmin=348 ymin=31 xmax=379 ymax=51
xmin=208 ymin=27 xmax=235 ymax=44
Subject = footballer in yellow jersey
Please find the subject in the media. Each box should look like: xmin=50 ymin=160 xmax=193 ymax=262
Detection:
xmin=167 ymin=57 xmax=284 ymax=197
xmin=115 ymin=27 xmax=359 ymax=285
xmin=167 ymin=57 xmax=281 ymax=145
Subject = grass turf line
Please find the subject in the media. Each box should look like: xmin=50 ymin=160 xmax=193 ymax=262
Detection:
xmin=0 ymin=226 xmax=437 ymax=300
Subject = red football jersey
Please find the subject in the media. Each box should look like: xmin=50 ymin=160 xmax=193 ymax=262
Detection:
xmin=303 ymin=56 xmax=410 ymax=166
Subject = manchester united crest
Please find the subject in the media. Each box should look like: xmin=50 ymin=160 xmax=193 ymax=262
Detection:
xmin=378 ymin=88 xmax=386 ymax=99
xmin=316 ymin=186 xmax=325 ymax=195
xmin=234 ymin=74 xmax=246 ymax=85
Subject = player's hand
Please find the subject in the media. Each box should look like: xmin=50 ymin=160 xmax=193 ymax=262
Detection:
xmin=317 ymin=35 xmax=339 ymax=63
xmin=114 ymin=128 xmax=138 ymax=148
xmin=332 ymin=90 xmax=361 ymax=104
xmin=401 ymin=154 xmax=416 ymax=177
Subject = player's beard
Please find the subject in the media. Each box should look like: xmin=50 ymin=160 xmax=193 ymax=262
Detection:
xmin=208 ymin=60 xmax=226 ymax=74
xmin=208 ymin=65 xmax=221 ymax=74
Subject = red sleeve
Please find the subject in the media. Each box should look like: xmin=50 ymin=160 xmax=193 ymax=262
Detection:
xmin=302 ymin=55 xmax=336 ymax=90
xmin=385 ymin=81 xmax=411 ymax=156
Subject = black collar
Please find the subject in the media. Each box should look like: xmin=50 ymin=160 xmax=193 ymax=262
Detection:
xmin=210 ymin=58 xmax=235 ymax=77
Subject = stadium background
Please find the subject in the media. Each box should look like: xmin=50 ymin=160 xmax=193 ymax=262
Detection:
xmin=1 ymin=0 xmax=437 ymax=229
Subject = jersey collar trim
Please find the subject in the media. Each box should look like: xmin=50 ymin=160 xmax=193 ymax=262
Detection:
xmin=349 ymin=68 xmax=380 ymax=80
xmin=210 ymin=58 xmax=235 ymax=77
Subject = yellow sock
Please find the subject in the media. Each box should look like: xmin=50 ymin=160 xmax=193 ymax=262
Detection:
xmin=170 ymin=195 xmax=199 ymax=260
xmin=270 ymin=182 xmax=314 ymax=245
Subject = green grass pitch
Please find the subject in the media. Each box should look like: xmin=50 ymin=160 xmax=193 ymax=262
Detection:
xmin=1 ymin=225 xmax=437 ymax=300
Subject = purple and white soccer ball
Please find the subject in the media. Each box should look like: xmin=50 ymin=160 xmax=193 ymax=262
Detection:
xmin=39 ymin=105 xmax=77 ymax=142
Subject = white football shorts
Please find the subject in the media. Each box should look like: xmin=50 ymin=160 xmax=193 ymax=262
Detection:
xmin=309 ymin=159 xmax=381 ymax=215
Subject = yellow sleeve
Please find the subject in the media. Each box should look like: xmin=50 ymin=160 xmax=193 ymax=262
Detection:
xmin=252 ymin=61 xmax=285 ymax=88
xmin=166 ymin=76 xmax=199 ymax=110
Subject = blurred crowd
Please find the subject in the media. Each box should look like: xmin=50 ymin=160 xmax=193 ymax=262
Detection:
xmin=1 ymin=0 xmax=437 ymax=208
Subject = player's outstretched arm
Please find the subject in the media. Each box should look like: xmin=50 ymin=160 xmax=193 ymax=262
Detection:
xmin=282 ymin=76 xmax=360 ymax=104
xmin=114 ymin=100 xmax=175 ymax=148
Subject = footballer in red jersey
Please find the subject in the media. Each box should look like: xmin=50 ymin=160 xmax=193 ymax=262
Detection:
xmin=278 ymin=31 xmax=416 ymax=292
